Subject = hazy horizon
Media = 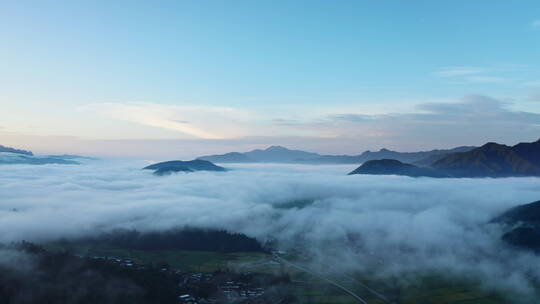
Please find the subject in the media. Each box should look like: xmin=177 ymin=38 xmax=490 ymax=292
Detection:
xmin=2 ymin=134 xmax=540 ymax=160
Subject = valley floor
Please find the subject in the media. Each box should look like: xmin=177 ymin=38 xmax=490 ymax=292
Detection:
xmin=44 ymin=243 xmax=530 ymax=304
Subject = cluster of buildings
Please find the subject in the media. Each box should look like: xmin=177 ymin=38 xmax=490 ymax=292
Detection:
xmin=88 ymin=255 xmax=148 ymax=269
xmin=180 ymin=272 xmax=214 ymax=285
xmin=177 ymin=272 xmax=269 ymax=303
xmin=220 ymin=281 xmax=265 ymax=301
xmin=86 ymin=255 xmax=273 ymax=303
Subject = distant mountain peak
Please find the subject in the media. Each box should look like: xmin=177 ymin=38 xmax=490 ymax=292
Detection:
xmin=265 ymin=145 xmax=289 ymax=151
xmin=198 ymin=145 xmax=322 ymax=163
xmin=198 ymin=145 xmax=477 ymax=164
xmin=481 ymin=142 xmax=508 ymax=149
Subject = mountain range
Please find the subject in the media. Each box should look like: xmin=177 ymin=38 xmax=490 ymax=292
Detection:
xmin=0 ymin=152 xmax=80 ymax=165
xmin=349 ymin=138 xmax=540 ymax=178
xmin=5 ymin=138 xmax=540 ymax=178
xmin=431 ymin=139 xmax=540 ymax=177
xmin=348 ymin=159 xmax=448 ymax=178
xmin=0 ymin=145 xmax=95 ymax=165
xmin=197 ymin=145 xmax=476 ymax=165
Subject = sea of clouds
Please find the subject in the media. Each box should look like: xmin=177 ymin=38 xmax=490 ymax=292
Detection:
xmin=1 ymin=161 xmax=540 ymax=296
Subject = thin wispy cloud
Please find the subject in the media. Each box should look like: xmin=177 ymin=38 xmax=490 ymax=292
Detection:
xmin=321 ymin=95 xmax=540 ymax=148
xmin=524 ymin=80 xmax=540 ymax=87
xmin=464 ymin=76 xmax=507 ymax=83
xmin=532 ymin=20 xmax=540 ymax=28
xmin=328 ymin=95 xmax=539 ymax=127
xmin=433 ymin=65 xmax=530 ymax=85
xmin=435 ymin=66 xmax=486 ymax=77
xmin=80 ymin=102 xmax=260 ymax=139
xmin=434 ymin=66 xmax=507 ymax=84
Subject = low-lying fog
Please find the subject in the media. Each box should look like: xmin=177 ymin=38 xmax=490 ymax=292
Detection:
xmin=2 ymin=161 xmax=540 ymax=296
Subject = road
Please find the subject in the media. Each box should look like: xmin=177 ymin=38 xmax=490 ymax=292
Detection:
xmin=273 ymin=254 xmax=370 ymax=304
xmin=340 ymin=272 xmax=393 ymax=303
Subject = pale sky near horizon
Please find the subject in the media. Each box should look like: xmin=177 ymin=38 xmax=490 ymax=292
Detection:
xmin=1 ymin=0 xmax=540 ymax=158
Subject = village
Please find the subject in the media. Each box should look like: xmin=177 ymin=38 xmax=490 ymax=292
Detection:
xmin=86 ymin=255 xmax=287 ymax=304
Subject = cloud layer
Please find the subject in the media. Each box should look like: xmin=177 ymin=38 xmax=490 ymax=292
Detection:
xmin=67 ymin=95 xmax=540 ymax=157
xmin=2 ymin=161 xmax=540 ymax=297
xmin=324 ymin=95 xmax=540 ymax=150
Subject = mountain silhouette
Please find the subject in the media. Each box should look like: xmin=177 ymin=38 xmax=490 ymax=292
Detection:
xmin=348 ymin=159 xmax=448 ymax=177
xmin=198 ymin=145 xmax=475 ymax=164
xmin=143 ymin=159 xmax=226 ymax=176
xmin=0 ymin=145 xmax=33 ymax=156
xmin=432 ymin=139 xmax=540 ymax=177
xmin=491 ymin=200 xmax=540 ymax=251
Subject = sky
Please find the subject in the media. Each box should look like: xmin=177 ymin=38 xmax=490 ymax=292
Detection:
xmin=1 ymin=0 xmax=540 ymax=158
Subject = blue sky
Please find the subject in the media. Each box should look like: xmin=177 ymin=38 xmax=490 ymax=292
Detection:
xmin=1 ymin=1 xmax=539 ymax=157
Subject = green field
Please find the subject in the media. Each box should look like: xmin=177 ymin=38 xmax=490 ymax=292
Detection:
xmin=46 ymin=243 xmax=269 ymax=272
